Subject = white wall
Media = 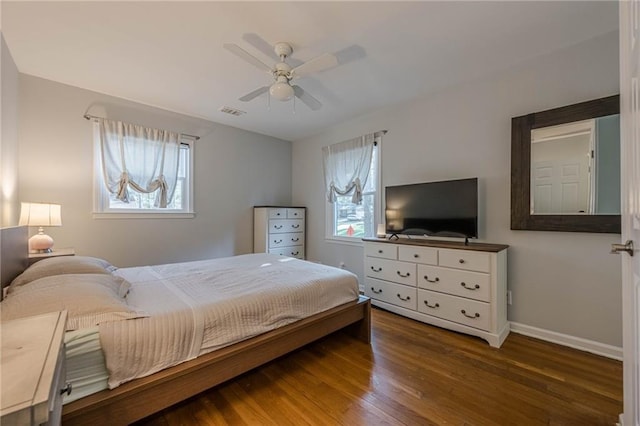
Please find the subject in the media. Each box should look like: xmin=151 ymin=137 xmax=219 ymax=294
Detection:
xmin=1 ymin=33 xmax=19 ymax=227
xmin=18 ymin=75 xmax=292 ymax=267
xmin=292 ymin=32 xmax=622 ymax=347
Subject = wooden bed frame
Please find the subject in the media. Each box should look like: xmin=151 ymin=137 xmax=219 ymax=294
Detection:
xmin=0 ymin=227 xmax=371 ymax=426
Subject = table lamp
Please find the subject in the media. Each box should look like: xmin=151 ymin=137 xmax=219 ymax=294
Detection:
xmin=19 ymin=202 xmax=62 ymax=253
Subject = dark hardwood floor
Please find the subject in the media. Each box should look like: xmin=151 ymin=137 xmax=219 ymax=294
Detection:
xmin=135 ymin=307 xmax=622 ymax=425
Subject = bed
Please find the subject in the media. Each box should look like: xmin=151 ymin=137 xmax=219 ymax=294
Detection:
xmin=0 ymin=226 xmax=371 ymax=425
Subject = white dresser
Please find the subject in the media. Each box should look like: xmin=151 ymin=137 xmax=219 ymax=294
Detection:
xmin=254 ymin=206 xmax=306 ymax=259
xmin=363 ymin=238 xmax=509 ymax=347
xmin=1 ymin=311 xmax=71 ymax=425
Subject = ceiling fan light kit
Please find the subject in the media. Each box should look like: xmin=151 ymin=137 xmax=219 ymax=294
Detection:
xmin=270 ymin=77 xmax=294 ymax=101
xmin=224 ymin=37 xmax=342 ymax=111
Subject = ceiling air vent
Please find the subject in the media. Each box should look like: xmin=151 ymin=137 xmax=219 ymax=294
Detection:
xmin=219 ymin=106 xmax=246 ymax=116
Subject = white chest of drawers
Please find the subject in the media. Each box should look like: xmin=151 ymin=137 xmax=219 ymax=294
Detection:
xmin=254 ymin=206 xmax=306 ymax=259
xmin=363 ymin=238 xmax=509 ymax=347
xmin=1 ymin=311 xmax=70 ymax=425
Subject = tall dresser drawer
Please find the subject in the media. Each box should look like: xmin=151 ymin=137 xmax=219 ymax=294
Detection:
xmin=269 ymin=219 xmax=304 ymax=233
xmin=268 ymin=208 xmax=287 ymax=219
xmin=268 ymin=232 xmax=304 ymax=248
xmin=364 ymin=243 xmax=397 ymax=260
xmin=286 ymin=208 xmax=305 ymax=219
xmin=269 ymin=246 xmax=305 ymax=259
xmin=438 ymin=249 xmax=490 ymax=273
xmin=418 ymin=289 xmax=490 ymax=331
xmin=365 ymin=257 xmax=416 ymax=286
xmin=398 ymin=245 xmax=438 ymax=265
xmin=417 ymin=265 xmax=490 ymax=302
xmin=366 ymin=278 xmax=417 ymax=310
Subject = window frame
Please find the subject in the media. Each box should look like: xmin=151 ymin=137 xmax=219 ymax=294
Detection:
xmin=325 ymin=141 xmax=381 ymax=244
xmin=93 ymin=137 xmax=195 ymax=219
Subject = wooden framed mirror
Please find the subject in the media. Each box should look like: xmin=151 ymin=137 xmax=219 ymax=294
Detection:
xmin=511 ymin=95 xmax=620 ymax=233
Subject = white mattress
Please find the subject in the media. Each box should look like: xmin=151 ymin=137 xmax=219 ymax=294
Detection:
xmin=100 ymin=253 xmax=359 ymax=388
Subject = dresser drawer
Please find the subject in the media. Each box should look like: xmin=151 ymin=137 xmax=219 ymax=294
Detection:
xmin=268 ymin=208 xmax=287 ymax=219
xmin=418 ymin=289 xmax=490 ymax=331
xmin=438 ymin=249 xmax=490 ymax=273
xmin=286 ymin=208 xmax=305 ymax=219
xmin=366 ymin=278 xmax=417 ymax=310
xmin=365 ymin=257 xmax=416 ymax=286
xmin=269 ymin=219 xmax=304 ymax=234
xmin=364 ymin=242 xmax=398 ymax=260
xmin=417 ymin=265 xmax=490 ymax=302
xmin=269 ymin=246 xmax=305 ymax=259
xmin=268 ymin=232 xmax=304 ymax=248
xmin=398 ymin=245 xmax=438 ymax=265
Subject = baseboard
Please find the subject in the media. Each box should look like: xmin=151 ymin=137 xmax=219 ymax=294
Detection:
xmin=510 ymin=322 xmax=623 ymax=361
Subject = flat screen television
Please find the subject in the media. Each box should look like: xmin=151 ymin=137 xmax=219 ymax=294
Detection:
xmin=385 ymin=178 xmax=478 ymax=240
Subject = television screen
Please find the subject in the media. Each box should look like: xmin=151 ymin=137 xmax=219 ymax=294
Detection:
xmin=385 ymin=178 xmax=478 ymax=238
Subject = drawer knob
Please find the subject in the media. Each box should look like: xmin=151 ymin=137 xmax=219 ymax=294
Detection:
xmin=397 ymin=293 xmax=411 ymax=302
xmin=459 ymin=259 xmax=466 ymax=264
xmin=396 ymin=271 xmax=411 ymax=278
xmin=371 ymin=287 xmax=383 ymax=294
xmin=60 ymin=382 xmax=73 ymax=396
xmin=277 ymin=212 xmax=281 ymax=216
xmin=378 ymin=249 xmax=383 ymax=254
xmin=461 ymin=309 xmax=480 ymax=319
xmin=413 ymin=254 xmax=419 ymax=258
xmin=460 ymin=282 xmax=480 ymax=290
xmin=424 ymin=301 xmax=439 ymax=309
xmin=371 ymin=266 xmax=382 ymax=272
xmin=424 ymin=275 xmax=439 ymax=283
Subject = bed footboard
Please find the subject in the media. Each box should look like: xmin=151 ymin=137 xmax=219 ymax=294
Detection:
xmin=62 ymin=296 xmax=371 ymax=426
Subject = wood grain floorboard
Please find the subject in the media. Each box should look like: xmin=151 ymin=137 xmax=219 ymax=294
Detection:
xmin=134 ymin=307 xmax=622 ymax=425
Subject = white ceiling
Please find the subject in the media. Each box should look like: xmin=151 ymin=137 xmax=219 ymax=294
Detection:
xmin=2 ymin=1 xmax=618 ymax=141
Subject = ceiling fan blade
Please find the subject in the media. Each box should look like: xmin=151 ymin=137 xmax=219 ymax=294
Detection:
xmin=223 ymin=43 xmax=272 ymax=73
xmin=239 ymin=86 xmax=269 ymax=102
xmin=293 ymin=85 xmax=322 ymax=111
xmin=242 ymin=33 xmax=279 ymax=62
xmin=291 ymin=53 xmax=338 ymax=79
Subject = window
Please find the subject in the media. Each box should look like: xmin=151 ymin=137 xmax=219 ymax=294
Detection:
xmin=93 ymin=119 xmax=194 ymax=218
xmin=326 ymin=142 xmax=380 ymax=242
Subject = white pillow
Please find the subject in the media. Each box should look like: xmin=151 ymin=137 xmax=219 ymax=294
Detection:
xmin=1 ymin=274 xmax=146 ymax=331
xmin=9 ymin=256 xmax=117 ymax=290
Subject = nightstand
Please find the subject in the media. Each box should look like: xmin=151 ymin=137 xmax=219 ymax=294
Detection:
xmin=28 ymin=248 xmax=75 ymax=265
xmin=1 ymin=311 xmax=70 ymax=425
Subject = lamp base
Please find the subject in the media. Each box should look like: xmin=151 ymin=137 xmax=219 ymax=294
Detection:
xmin=29 ymin=232 xmax=54 ymax=253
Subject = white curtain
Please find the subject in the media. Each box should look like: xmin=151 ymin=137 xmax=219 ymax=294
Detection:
xmin=96 ymin=118 xmax=181 ymax=208
xmin=322 ymin=133 xmax=375 ymax=204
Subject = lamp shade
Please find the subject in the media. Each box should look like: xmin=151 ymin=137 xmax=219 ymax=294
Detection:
xmin=19 ymin=202 xmax=62 ymax=227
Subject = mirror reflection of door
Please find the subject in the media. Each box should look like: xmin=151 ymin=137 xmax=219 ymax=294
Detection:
xmin=530 ymin=114 xmax=620 ymax=215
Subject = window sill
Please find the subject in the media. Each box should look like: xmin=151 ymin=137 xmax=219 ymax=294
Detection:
xmin=324 ymin=236 xmax=365 ymax=247
xmin=93 ymin=212 xmax=195 ymax=219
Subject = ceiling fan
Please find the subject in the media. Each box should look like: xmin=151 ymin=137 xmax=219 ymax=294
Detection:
xmin=224 ymin=37 xmax=340 ymax=111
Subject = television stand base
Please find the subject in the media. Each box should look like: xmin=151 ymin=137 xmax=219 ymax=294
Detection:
xmin=388 ymin=234 xmax=399 ymax=241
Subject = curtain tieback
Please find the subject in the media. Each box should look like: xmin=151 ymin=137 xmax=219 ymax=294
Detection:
xmin=116 ymin=172 xmax=130 ymax=202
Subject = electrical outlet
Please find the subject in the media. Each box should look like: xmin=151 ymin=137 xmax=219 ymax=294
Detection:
xmin=507 ymin=290 xmax=513 ymax=305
